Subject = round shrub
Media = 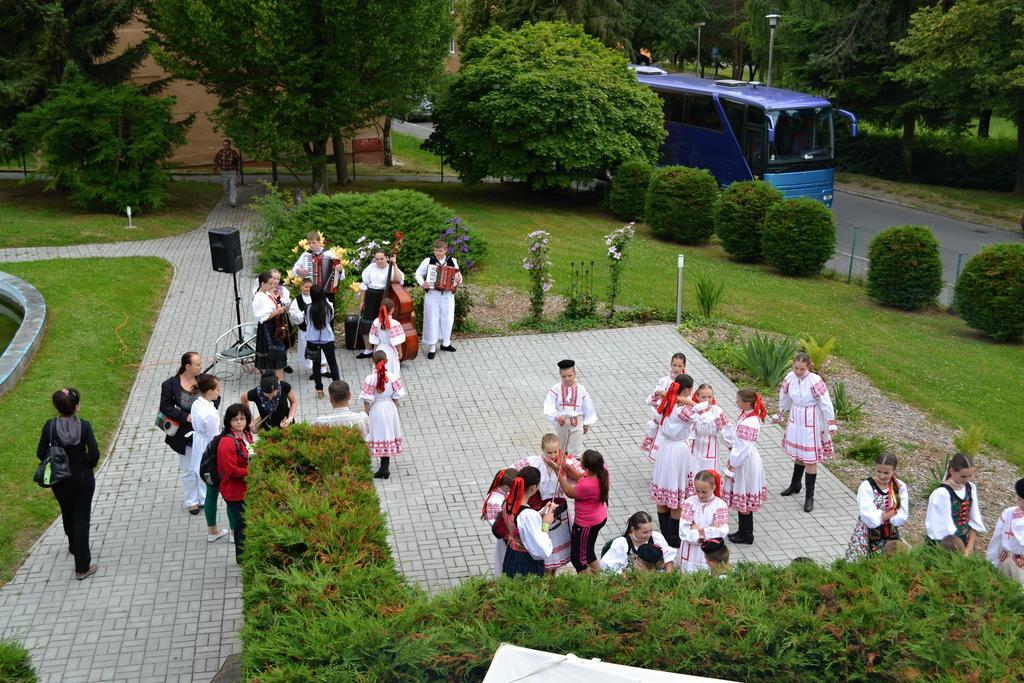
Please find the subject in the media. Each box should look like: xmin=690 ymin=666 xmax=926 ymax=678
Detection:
xmin=713 ymin=180 xmax=784 ymax=262
xmin=866 ymin=225 xmax=943 ymax=309
xmin=253 ymin=188 xmax=486 ymax=280
xmin=608 ymin=159 xmax=653 ymax=221
xmin=761 ymin=198 xmax=836 ymax=276
xmin=953 ymin=244 xmax=1024 ymax=342
xmin=644 ymin=166 xmax=719 ymax=244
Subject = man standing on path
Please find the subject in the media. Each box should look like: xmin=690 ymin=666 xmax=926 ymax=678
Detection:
xmin=213 ymin=138 xmax=240 ymax=207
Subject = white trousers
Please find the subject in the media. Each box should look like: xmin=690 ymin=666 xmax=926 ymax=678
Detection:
xmin=296 ymin=328 xmax=329 ymax=370
xmin=220 ymin=171 xmax=238 ymax=205
xmin=179 ymin=446 xmax=206 ymax=508
xmin=423 ymin=289 xmax=454 ymax=346
xmin=554 ymin=421 xmax=584 ymax=457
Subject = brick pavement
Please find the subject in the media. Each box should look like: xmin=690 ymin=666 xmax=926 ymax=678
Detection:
xmin=0 ymin=186 xmax=858 ymax=681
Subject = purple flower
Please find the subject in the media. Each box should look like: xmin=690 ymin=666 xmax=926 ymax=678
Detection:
xmin=465 ymin=260 xmax=474 ymax=268
xmin=460 ymin=245 xmax=469 ymax=253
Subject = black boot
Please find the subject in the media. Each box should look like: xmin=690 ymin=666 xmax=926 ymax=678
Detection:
xmin=804 ymin=473 xmax=817 ymax=513
xmin=781 ymin=463 xmax=805 ymax=496
xmin=373 ymin=457 xmax=391 ymax=479
xmin=657 ymin=511 xmax=671 ymax=542
xmin=664 ymin=515 xmax=681 ymax=548
xmin=728 ymin=513 xmax=754 ymax=544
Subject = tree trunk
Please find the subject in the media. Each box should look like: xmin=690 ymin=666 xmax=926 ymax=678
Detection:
xmin=307 ymin=138 xmax=329 ymax=194
xmin=977 ymin=109 xmax=992 ymax=139
xmin=901 ymin=113 xmax=915 ymax=179
xmin=383 ymin=116 xmax=394 ymax=166
xmin=332 ymin=131 xmax=348 ymax=184
xmin=1015 ymin=110 xmax=1024 ymax=196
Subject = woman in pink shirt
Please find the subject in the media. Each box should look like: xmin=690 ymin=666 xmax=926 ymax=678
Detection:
xmin=557 ymin=449 xmax=610 ymax=574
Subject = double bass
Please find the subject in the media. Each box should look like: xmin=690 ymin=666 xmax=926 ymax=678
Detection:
xmin=386 ymin=232 xmax=420 ymax=360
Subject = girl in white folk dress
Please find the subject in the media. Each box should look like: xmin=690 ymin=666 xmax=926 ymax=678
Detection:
xmin=678 ymin=470 xmax=730 ymax=572
xmin=774 ymin=352 xmax=837 ymax=513
xmin=481 ymin=468 xmax=518 ymax=577
xmin=511 ymin=433 xmax=581 ymax=574
xmin=722 ymin=389 xmax=769 ymax=545
xmin=688 ymin=384 xmax=730 ymax=475
xmin=288 ymin=278 xmax=329 ymax=377
xmin=647 ymin=374 xmax=698 ymax=549
xmin=986 ymin=478 xmax=1024 ymax=587
xmin=368 ymin=298 xmax=406 ymax=378
xmin=925 ymin=453 xmax=986 ymax=556
xmin=359 ymin=350 xmax=406 ymax=480
xmin=641 ymin=353 xmax=687 ymax=454
xmin=189 ymin=374 xmax=230 ymax=543
xmin=845 ymin=452 xmax=909 ymax=561
xmin=601 ymin=511 xmax=677 ymax=573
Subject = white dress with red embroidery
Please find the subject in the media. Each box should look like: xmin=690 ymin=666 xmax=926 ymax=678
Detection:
xmin=688 ymin=400 xmax=730 ymax=474
xmin=510 ymin=454 xmax=581 ymax=570
xmin=483 ymin=488 xmax=509 ymax=577
xmin=641 ymin=378 xmax=693 ymax=455
xmin=986 ymin=506 xmax=1024 ymax=586
xmin=648 ymin=404 xmax=697 ymax=509
xmin=359 ymin=372 xmax=406 ymax=457
xmin=368 ymin=316 xmax=406 ymax=378
xmin=721 ymin=412 xmax=768 ymax=513
xmin=778 ymin=371 xmax=836 ymax=464
xmin=677 ymin=494 xmax=729 ymax=572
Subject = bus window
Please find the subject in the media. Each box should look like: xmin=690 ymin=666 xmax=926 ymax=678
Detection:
xmin=744 ymin=125 xmax=765 ymax=175
xmin=659 ymin=92 xmax=686 ymax=124
xmin=684 ymin=94 xmax=721 ymax=130
xmin=723 ymin=100 xmax=745 ymax=142
xmin=746 ymin=105 xmax=766 ymax=126
xmin=767 ymin=107 xmax=834 ymax=167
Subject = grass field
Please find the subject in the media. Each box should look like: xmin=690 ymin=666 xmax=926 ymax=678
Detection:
xmin=0 ymin=180 xmax=221 ymax=248
xmin=339 ymin=181 xmax=1024 ymax=469
xmin=0 ymin=258 xmax=171 ymax=585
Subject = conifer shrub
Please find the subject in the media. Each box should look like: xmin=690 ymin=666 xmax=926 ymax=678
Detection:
xmin=644 ymin=165 xmax=719 ymax=244
xmin=242 ymin=426 xmax=1024 ymax=682
xmin=713 ymin=180 xmax=784 ymax=261
xmin=953 ymin=244 xmax=1024 ymax=342
xmin=762 ymin=198 xmax=836 ymax=276
xmin=608 ymin=159 xmax=652 ymax=221
xmin=867 ymin=225 xmax=943 ymax=309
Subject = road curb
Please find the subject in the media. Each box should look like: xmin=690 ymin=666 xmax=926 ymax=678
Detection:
xmin=835 ymin=185 xmax=1007 ymax=232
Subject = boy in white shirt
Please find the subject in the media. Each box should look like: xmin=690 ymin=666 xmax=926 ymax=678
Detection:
xmin=414 ymin=239 xmax=463 ymax=359
xmin=542 ymin=359 xmax=597 ymax=457
xmin=313 ymin=380 xmax=369 ymax=440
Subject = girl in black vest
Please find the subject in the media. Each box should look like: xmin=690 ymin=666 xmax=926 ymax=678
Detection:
xmin=500 ymin=466 xmax=555 ymax=577
xmin=38 ymin=388 xmax=100 ymax=579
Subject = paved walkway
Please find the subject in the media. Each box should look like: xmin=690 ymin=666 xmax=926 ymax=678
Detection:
xmin=0 ymin=187 xmax=858 ymax=681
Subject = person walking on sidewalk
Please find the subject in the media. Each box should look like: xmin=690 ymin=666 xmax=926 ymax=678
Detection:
xmin=213 ymin=138 xmax=240 ymax=208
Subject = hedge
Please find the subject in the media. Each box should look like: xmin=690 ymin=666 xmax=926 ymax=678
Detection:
xmin=0 ymin=639 xmax=36 ymax=682
xmin=251 ymin=188 xmax=487 ymax=286
xmin=645 ymin=166 xmax=719 ymax=245
xmin=762 ymin=198 xmax=836 ymax=276
xmin=837 ymin=129 xmax=1016 ymax=192
xmin=953 ymin=243 xmax=1024 ymax=342
xmin=608 ymin=159 xmax=653 ymax=221
xmin=867 ymin=225 xmax=943 ymax=310
xmin=713 ymin=180 xmax=784 ymax=262
xmin=242 ymin=426 xmax=1024 ymax=681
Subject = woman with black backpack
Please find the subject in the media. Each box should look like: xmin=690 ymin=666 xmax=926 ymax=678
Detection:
xmin=217 ymin=404 xmax=254 ymax=564
xmin=37 ymin=388 xmax=100 ymax=580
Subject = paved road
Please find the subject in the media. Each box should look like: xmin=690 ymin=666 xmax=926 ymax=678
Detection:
xmin=392 ymin=119 xmax=434 ymax=141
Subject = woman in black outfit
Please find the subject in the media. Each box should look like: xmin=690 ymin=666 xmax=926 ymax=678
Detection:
xmin=160 ymin=351 xmax=204 ymax=514
xmin=38 ymin=387 xmax=100 ymax=580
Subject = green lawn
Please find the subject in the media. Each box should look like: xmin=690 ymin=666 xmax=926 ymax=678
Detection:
xmin=0 ymin=258 xmax=171 ymax=585
xmin=0 ymin=180 xmax=221 ymax=248
xmin=341 ymin=182 xmax=1024 ymax=469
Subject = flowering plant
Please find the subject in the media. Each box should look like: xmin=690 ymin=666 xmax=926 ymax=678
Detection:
xmin=442 ymin=217 xmax=478 ymax=271
xmin=349 ymin=235 xmax=392 ymax=272
xmin=523 ymin=230 xmax=554 ymax=320
xmin=604 ymin=222 xmax=635 ymax=319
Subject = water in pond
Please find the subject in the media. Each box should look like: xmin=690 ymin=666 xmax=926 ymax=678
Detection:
xmin=0 ymin=313 xmax=16 ymax=355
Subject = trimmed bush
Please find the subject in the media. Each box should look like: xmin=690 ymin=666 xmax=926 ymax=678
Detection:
xmin=714 ymin=180 xmax=784 ymax=262
xmin=645 ymin=166 xmax=719 ymax=244
xmin=243 ymin=427 xmax=1024 ymax=682
xmin=0 ymin=639 xmax=35 ymax=682
xmin=762 ymin=198 xmax=836 ymax=276
xmin=954 ymin=243 xmax=1024 ymax=342
xmin=867 ymin=225 xmax=943 ymax=310
xmin=252 ymin=188 xmax=486 ymax=281
xmin=608 ymin=159 xmax=653 ymax=221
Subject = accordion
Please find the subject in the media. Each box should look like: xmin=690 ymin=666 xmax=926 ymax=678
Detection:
xmin=426 ymin=264 xmax=460 ymax=292
xmin=311 ymin=254 xmax=341 ymax=293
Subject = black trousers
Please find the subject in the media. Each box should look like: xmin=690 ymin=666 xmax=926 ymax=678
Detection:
xmin=308 ymin=340 xmax=340 ymax=390
xmin=52 ymin=475 xmax=95 ymax=572
xmin=570 ymin=518 xmax=607 ymax=572
xmin=226 ymin=499 xmax=246 ymax=561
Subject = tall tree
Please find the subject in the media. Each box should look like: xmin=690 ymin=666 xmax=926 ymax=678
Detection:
xmin=456 ymin=0 xmax=629 ymax=49
xmin=0 ymin=0 xmax=149 ymax=159
xmin=145 ymin=0 xmax=452 ymax=193
xmin=895 ymin=0 xmax=1024 ymax=195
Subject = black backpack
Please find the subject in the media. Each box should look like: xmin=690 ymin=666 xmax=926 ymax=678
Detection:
xmin=199 ymin=434 xmax=242 ymax=488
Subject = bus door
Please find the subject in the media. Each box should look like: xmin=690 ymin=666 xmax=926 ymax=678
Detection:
xmin=743 ymin=105 xmax=767 ymax=179
xmin=721 ymin=99 xmax=755 ymax=183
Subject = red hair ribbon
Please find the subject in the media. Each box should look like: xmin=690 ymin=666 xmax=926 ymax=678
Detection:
xmin=710 ymin=469 xmax=722 ymax=498
xmin=505 ymin=477 xmax=525 ymax=517
xmin=378 ymin=302 xmax=390 ymax=331
xmin=657 ymin=382 xmax=680 ymax=424
xmin=481 ymin=469 xmax=507 ymax=519
xmin=752 ymin=393 xmax=768 ymax=422
xmin=374 ymin=359 xmax=388 ymax=393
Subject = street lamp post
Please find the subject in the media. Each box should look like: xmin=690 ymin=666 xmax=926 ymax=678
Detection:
xmin=766 ymin=14 xmax=780 ymax=88
xmin=695 ymin=21 xmax=706 ymax=78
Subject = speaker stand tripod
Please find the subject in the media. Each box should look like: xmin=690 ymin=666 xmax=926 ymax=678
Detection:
xmin=206 ymin=271 xmax=256 ymax=374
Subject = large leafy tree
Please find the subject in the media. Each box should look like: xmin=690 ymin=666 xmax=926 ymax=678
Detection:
xmin=425 ymin=21 xmax=664 ymax=189
xmin=895 ymin=0 xmax=1024 ymax=195
xmin=0 ymin=0 xmax=149 ymax=159
xmin=145 ymin=0 xmax=452 ymax=193
xmin=457 ymin=0 xmax=629 ymax=49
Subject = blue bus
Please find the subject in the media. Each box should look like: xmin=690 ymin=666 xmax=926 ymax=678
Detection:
xmin=633 ymin=68 xmax=857 ymax=207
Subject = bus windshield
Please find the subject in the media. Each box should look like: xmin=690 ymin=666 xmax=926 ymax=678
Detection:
xmin=767 ymin=107 xmax=833 ymax=169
